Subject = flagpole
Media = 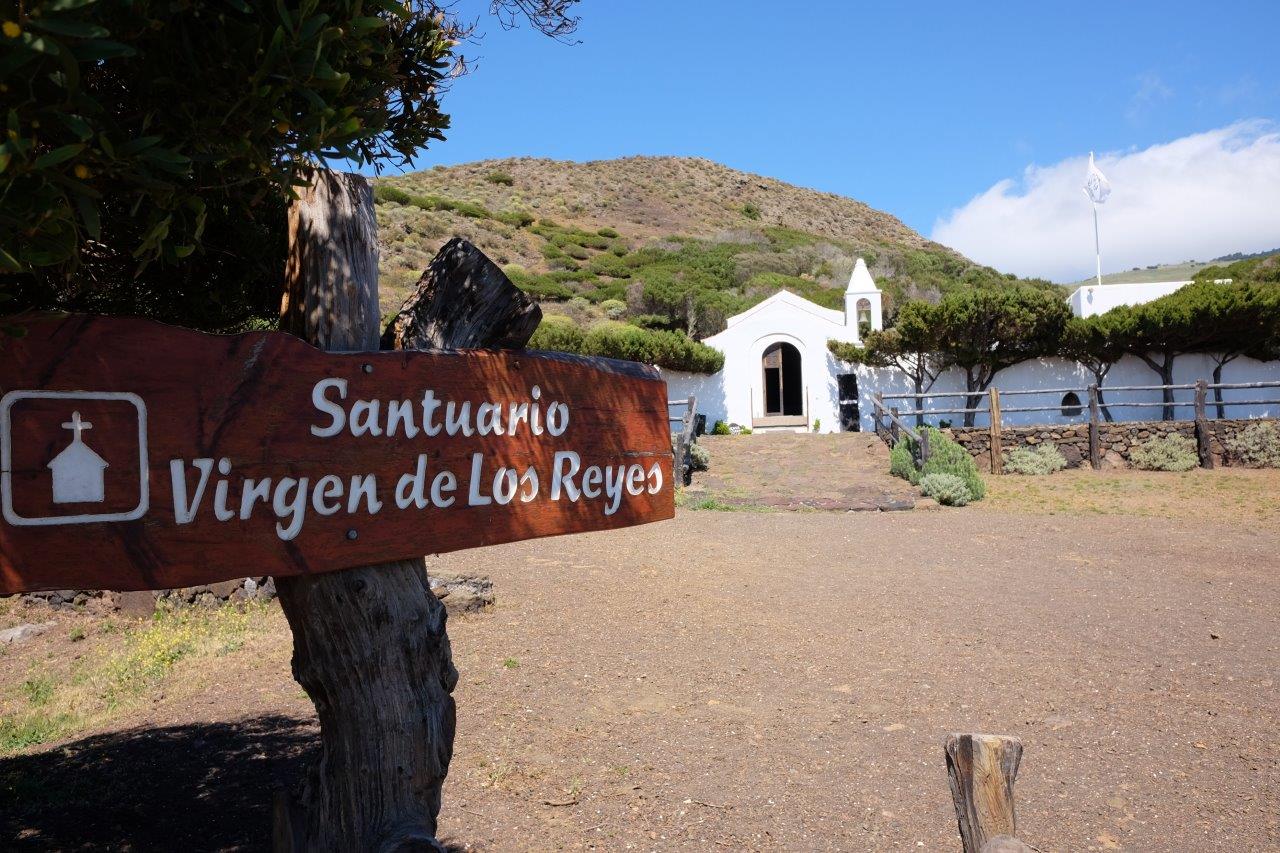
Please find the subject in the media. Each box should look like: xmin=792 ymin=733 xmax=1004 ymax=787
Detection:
xmin=1092 ymin=201 xmax=1102 ymax=287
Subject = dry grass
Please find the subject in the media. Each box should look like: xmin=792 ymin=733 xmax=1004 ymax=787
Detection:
xmin=0 ymin=602 xmax=273 ymax=754
xmin=981 ymin=465 xmax=1280 ymax=523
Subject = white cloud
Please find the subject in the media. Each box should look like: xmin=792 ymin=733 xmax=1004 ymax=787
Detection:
xmin=931 ymin=121 xmax=1280 ymax=283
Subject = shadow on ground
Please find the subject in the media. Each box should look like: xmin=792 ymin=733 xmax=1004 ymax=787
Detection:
xmin=0 ymin=715 xmax=475 ymax=852
xmin=0 ymin=715 xmax=316 ymax=851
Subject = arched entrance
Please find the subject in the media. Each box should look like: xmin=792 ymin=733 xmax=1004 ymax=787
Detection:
xmin=761 ymin=342 xmax=803 ymax=417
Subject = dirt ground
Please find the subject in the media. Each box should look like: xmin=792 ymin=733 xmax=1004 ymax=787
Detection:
xmin=2 ymin=440 xmax=1279 ymax=851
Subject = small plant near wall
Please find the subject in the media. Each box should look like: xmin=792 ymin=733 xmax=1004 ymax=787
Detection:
xmin=811 ymin=418 xmax=821 ymax=433
xmin=919 ymin=473 xmax=972 ymax=506
xmin=689 ymin=443 xmax=710 ymax=472
xmin=1130 ymin=434 xmax=1198 ymax=472
xmin=1225 ymin=422 xmax=1280 ymax=468
xmin=1004 ymin=443 xmax=1068 ymax=475
xmin=712 ymin=420 xmax=731 ymax=435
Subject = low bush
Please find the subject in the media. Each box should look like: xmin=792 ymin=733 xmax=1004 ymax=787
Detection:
xmin=485 ymin=171 xmax=514 ymax=186
xmin=1225 ymin=421 xmax=1280 ymax=468
xmin=890 ymin=427 xmax=985 ymax=500
xmin=919 ymin=473 xmax=972 ymax=507
xmin=597 ymin=227 xmax=619 ymax=238
xmin=741 ymin=202 xmax=761 ymax=220
xmin=712 ymin=420 xmax=731 ymax=436
xmin=688 ymin=442 xmax=710 ymax=472
xmin=889 ymin=440 xmax=916 ymax=482
xmin=600 ymin=299 xmax=627 ymax=319
xmin=1130 ymin=433 xmax=1198 ymax=472
xmin=528 ymin=319 xmax=723 ymax=373
xmin=1004 ymin=443 xmax=1068 ymax=475
xmin=527 ymin=315 xmax=584 ymax=351
xmin=496 ymin=209 xmax=535 ymax=228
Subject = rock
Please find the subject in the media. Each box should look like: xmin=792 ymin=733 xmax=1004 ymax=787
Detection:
xmin=914 ymin=498 xmax=941 ymax=511
xmin=428 ymin=569 xmax=494 ymax=614
xmin=117 ymin=590 xmax=157 ymax=617
xmin=208 ymin=579 xmax=243 ymax=599
xmin=879 ymin=498 xmax=916 ymax=512
xmin=1059 ymin=443 xmax=1083 ymax=466
xmin=0 ymin=622 xmax=54 ymax=644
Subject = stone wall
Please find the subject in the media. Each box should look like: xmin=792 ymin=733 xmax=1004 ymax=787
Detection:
xmin=944 ymin=417 xmax=1276 ymax=469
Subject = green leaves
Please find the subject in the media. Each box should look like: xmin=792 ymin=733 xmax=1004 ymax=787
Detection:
xmin=4 ymin=0 xmax=456 ymax=329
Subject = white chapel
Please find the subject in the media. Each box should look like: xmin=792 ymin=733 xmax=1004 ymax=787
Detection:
xmin=663 ymin=259 xmax=883 ymax=432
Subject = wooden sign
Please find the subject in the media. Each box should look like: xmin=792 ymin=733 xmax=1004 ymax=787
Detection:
xmin=0 ymin=315 xmax=675 ymax=593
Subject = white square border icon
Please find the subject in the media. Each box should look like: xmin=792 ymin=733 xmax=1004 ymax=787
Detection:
xmin=1 ymin=390 xmax=150 ymax=526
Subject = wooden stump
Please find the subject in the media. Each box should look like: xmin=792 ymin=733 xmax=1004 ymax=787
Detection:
xmin=274 ymin=172 xmax=539 ymax=851
xmin=944 ymin=733 xmax=1027 ymax=853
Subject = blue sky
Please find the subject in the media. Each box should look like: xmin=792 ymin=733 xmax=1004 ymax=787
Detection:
xmin=397 ymin=1 xmax=1280 ymax=280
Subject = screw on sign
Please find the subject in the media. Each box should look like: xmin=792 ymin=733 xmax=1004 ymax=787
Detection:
xmin=0 ymin=313 xmax=676 ymax=594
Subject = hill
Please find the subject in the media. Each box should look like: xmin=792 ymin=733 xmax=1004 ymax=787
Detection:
xmin=1070 ymin=248 xmax=1280 ymax=287
xmin=373 ymin=156 xmax=1057 ymax=343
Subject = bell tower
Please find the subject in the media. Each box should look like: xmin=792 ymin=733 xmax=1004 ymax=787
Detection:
xmin=843 ymin=258 xmax=883 ymax=342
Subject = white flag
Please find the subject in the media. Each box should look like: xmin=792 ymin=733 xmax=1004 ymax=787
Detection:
xmin=1083 ymin=151 xmax=1111 ymax=204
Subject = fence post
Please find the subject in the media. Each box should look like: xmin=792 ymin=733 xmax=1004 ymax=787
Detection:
xmin=1087 ymin=385 xmax=1101 ymax=470
xmin=872 ymin=392 xmax=884 ymax=440
xmin=1194 ymin=379 xmax=1214 ymax=470
xmin=890 ymin=406 xmax=900 ymax=444
xmin=919 ymin=428 xmax=931 ymax=467
xmin=988 ymin=387 xmax=1003 ymax=475
xmin=944 ymin=734 xmax=1031 ymax=853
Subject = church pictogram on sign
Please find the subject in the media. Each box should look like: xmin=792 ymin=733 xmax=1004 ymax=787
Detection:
xmin=48 ymin=411 xmax=109 ymax=504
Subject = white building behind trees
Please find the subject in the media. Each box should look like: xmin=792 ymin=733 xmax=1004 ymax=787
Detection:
xmin=662 ymin=263 xmax=1278 ymax=432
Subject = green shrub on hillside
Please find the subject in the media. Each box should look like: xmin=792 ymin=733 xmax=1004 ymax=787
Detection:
xmin=372 ymin=184 xmax=491 ymax=219
xmin=485 ymin=171 xmax=514 ymax=186
xmin=587 ymin=253 xmax=633 ymax=278
xmin=1130 ymin=433 xmax=1198 ymax=472
xmin=597 ymin=227 xmax=619 ymax=238
xmin=919 ymin=473 xmax=972 ymax=506
xmin=496 ymin=209 xmax=535 ymax=228
xmin=1225 ymin=422 xmax=1280 ymax=468
xmin=741 ymin=203 xmax=761 ymax=220
xmin=601 ymin=299 xmax=628 ymax=319
xmin=1004 ymin=443 xmax=1068 ymax=475
xmin=527 ymin=315 xmax=584 ymax=351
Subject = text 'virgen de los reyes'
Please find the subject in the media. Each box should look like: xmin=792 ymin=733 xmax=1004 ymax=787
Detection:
xmin=0 ymin=315 xmax=675 ymax=593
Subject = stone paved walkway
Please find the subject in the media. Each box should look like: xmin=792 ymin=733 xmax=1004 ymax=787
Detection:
xmin=686 ymin=431 xmax=921 ymax=511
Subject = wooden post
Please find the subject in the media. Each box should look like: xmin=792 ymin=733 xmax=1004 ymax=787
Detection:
xmin=988 ymin=388 xmax=1003 ymax=475
xmin=1193 ymin=379 xmax=1214 ymax=469
xmin=274 ymin=173 xmax=539 ymax=852
xmin=1087 ymin=385 xmax=1101 ymax=471
xmin=873 ymin=392 xmax=884 ymax=440
xmin=890 ymin=406 xmax=900 ymax=443
xmin=919 ymin=428 xmax=931 ymax=466
xmin=944 ymin=734 xmax=1031 ymax=853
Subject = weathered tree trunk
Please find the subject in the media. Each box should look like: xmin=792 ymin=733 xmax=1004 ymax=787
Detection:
xmin=1136 ymin=352 xmax=1177 ymax=420
xmin=273 ymin=173 xmax=539 ymax=852
xmin=1210 ymin=355 xmax=1237 ymax=420
xmin=944 ymin=733 xmax=1031 ymax=853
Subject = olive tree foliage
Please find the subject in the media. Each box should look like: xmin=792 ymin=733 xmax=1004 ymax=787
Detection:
xmin=1 ymin=0 xmax=578 ymax=331
xmin=931 ymin=286 xmax=1070 ymax=426
xmin=828 ymin=300 xmax=943 ymax=426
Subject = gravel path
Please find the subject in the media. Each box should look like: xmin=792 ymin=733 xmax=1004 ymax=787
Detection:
xmin=435 ymin=509 xmax=1280 ymax=851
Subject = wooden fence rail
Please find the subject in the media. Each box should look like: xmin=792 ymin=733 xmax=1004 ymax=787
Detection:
xmin=871 ymin=379 xmax=1280 ymax=475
